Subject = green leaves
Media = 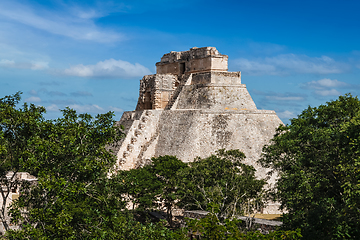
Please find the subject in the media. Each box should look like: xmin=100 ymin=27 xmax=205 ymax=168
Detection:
xmin=0 ymin=92 xmax=46 ymax=232
xmin=0 ymin=92 xmax=129 ymax=238
xmin=186 ymin=213 xmax=302 ymax=240
xmin=259 ymin=94 xmax=360 ymax=239
xmin=178 ymin=149 xmax=266 ymax=221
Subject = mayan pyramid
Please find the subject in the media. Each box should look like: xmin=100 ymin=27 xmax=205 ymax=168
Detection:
xmin=114 ymin=47 xmax=283 ymax=212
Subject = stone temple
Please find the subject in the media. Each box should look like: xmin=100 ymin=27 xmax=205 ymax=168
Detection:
xmin=114 ymin=47 xmax=283 ymax=211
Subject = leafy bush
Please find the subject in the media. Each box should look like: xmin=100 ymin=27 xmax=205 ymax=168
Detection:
xmin=259 ymin=94 xmax=360 ymax=239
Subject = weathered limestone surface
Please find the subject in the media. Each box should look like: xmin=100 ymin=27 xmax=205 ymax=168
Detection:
xmin=115 ymin=47 xmax=283 ymax=214
xmin=156 ymin=47 xmax=228 ymax=75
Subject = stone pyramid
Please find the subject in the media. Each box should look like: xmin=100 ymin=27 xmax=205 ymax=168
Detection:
xmin=114 ymin=47 xmax=283 ymax=212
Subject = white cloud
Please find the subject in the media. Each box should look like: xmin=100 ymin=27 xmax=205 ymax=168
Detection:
xmin=253 ymin=90 xmax=306 ymax=102
xmin=301 ymin=78 xmax=348 ymax=97
xmin=0 ymin=59 xmax=48 ymax=70
xmin=30 ymin=61 xmax=49 ymax=70
xmin=109 ymin=106 xmax=123 ymax=112
xmin=0 ymin=1 xmax=122 ymax=43
xmin=46 ymin=104 xmax=59 ymax=112
xmin=25 ymin=96 xmax=41 ymax=103
xmin=277 ymin=110 xmax=296 ymax=119
xmin=314 ymin=89 xmax=341 ymax=96
xmin=29 ymin=90 xmax=37 ymax=95
xmin=265 ymin=96 xmax=304 ymax=101
xmin=0 ymin=59 xmax=15 ymax=66
xmin=234 ymin=54 xmax=349 ymax=75
xmin=303 ymin=78 xmax=348 ymax=90
xmin=75 ymin=9 xmax=104 ymax=19
xmin=0 ymin=42 xmax=51 ymax=69
xmin=68 ymin=104 xmax=104 ymax=113
xmin=234 ymin=59 xmax=276 ymax=75
xmin=63 ymin=59 xmax=152 ymax=78
xmin=46 ymin=103 xmax=123 ymax=114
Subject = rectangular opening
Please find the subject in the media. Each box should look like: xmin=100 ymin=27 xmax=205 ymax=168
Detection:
xmin=179 ymin=62 xmax=185 ymax=74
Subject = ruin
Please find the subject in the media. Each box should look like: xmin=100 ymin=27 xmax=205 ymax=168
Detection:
xmin=0 ymin=172 xmax=36 ymax=233
xmin=114 ymin=47 xmax=283 ymax=213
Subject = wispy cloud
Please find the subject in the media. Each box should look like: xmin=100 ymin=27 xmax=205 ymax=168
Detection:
xmin=46 ymin=104 xmax=104 ymax=113
xmin=68 ymin=104 xmax=104 ymax=113
xmin=72 ymin=9 xmax=107 ymax=20
xmin=265 ymin=96 xmax=304 ymax=101
xmin=253 ymin=90 xmax=307 ymax=102
xmin=25 ymin=96 xmax=41 ymax=103
xmin=314 ymin=89 xmax=341 ymax=96
xmin=63 ymin=59 xmax=152 ymax=78
xmin=234 ymin=54 xmax=350 ymax=75
xmin=0 ymin=59 xmax=48 ymax=70
xmin=252 ymin=91 xmax=306 ymax=111
xmin=49 ymin=99 xmax=77 ymax=105
xmin=0 ymin=1 xmax=122 ymax=43
xmin=38 ymin=89 xmax=67 ymax=96
xmin=46 ymin=103 xmax=123 ymax=114
xmin=46 ymin=104 xmax=59 ymax=112
xmin=109 ymin=106 xmax=123 ymax=112
xmin=47 ymin=91 xmax=67 ymax=96
xmin=277 ymin=110 xmax=296 ymax=119
xmin=71 ymin=91 xmax=93 ymax=97
xmin=301 ymin=78 xmax=349 ymax=96
xmin=28 ymin=90 xmax=38 ymax=96
xmin=302 ymin=78 xmax=348 ymax=90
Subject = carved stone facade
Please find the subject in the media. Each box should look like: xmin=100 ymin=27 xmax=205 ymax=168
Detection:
xmin=156 ymin=47 xmax=228 ymax=75
xmin=114 ymin=47 xmax=283 ymax=213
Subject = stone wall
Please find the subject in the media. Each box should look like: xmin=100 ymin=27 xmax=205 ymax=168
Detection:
xmin=115 ymin=47 xmax=284 ymax=214
xmin=156 ymin=47 xmax=228 ymax=75
xmin=136 ymin=74 xmax=178 ymax=110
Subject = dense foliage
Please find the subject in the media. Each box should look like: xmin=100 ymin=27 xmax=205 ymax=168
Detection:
xmin=186 ymin=213 xmax=301 ymax=240
xmin=259 ymin=94 xmax=360 ymax=239
xmin=115 ymin=155 xmax=188 ymax=226
xmin=0 ymin=92 xmax=46 ymax=231
xmin=0 ymin=92 xmax=303 ymax=239
xmin=145 ymin=156 xmax=188 ymax=226
xmin=1 ymin=92 xmax=127 ymax=238
xmin=178 ymin=149 xmax=266 ymax=221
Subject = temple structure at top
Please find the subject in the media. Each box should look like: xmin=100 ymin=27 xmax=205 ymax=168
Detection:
xmin=156 ymin=47 xmax=228 ymax=75
xmin=135 ymin=47 xmax=254 ymax=111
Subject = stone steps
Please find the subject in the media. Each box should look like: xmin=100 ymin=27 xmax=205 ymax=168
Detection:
xmin=116 ymin=110 xmax=158 ymax=170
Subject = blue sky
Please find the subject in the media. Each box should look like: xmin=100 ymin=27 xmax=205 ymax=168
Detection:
xmin=1 ymin=0 xmax=359 ymax=124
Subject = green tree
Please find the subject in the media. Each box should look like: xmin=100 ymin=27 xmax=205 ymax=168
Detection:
xmin=114 ymin=167 xmax=161 ymax=211
xmin=0 ymin=92 xmax=189 ymax=239
xmin=259 ymin=94 xmax=360 ymax=239
xmin=117 ymin=156 xmax=188 ymax=227
xmin=146 ymin=155 xmax=188 ymax=227
xmin=186 ymin=212 xmax=302 ymax=240
xmin=2 ymin=94 xmax=126 ymax=238
xmin=179 ymin=149 xmax=266 ymax=222
xmin=0 ymin=92 xmax=45 ymax=232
